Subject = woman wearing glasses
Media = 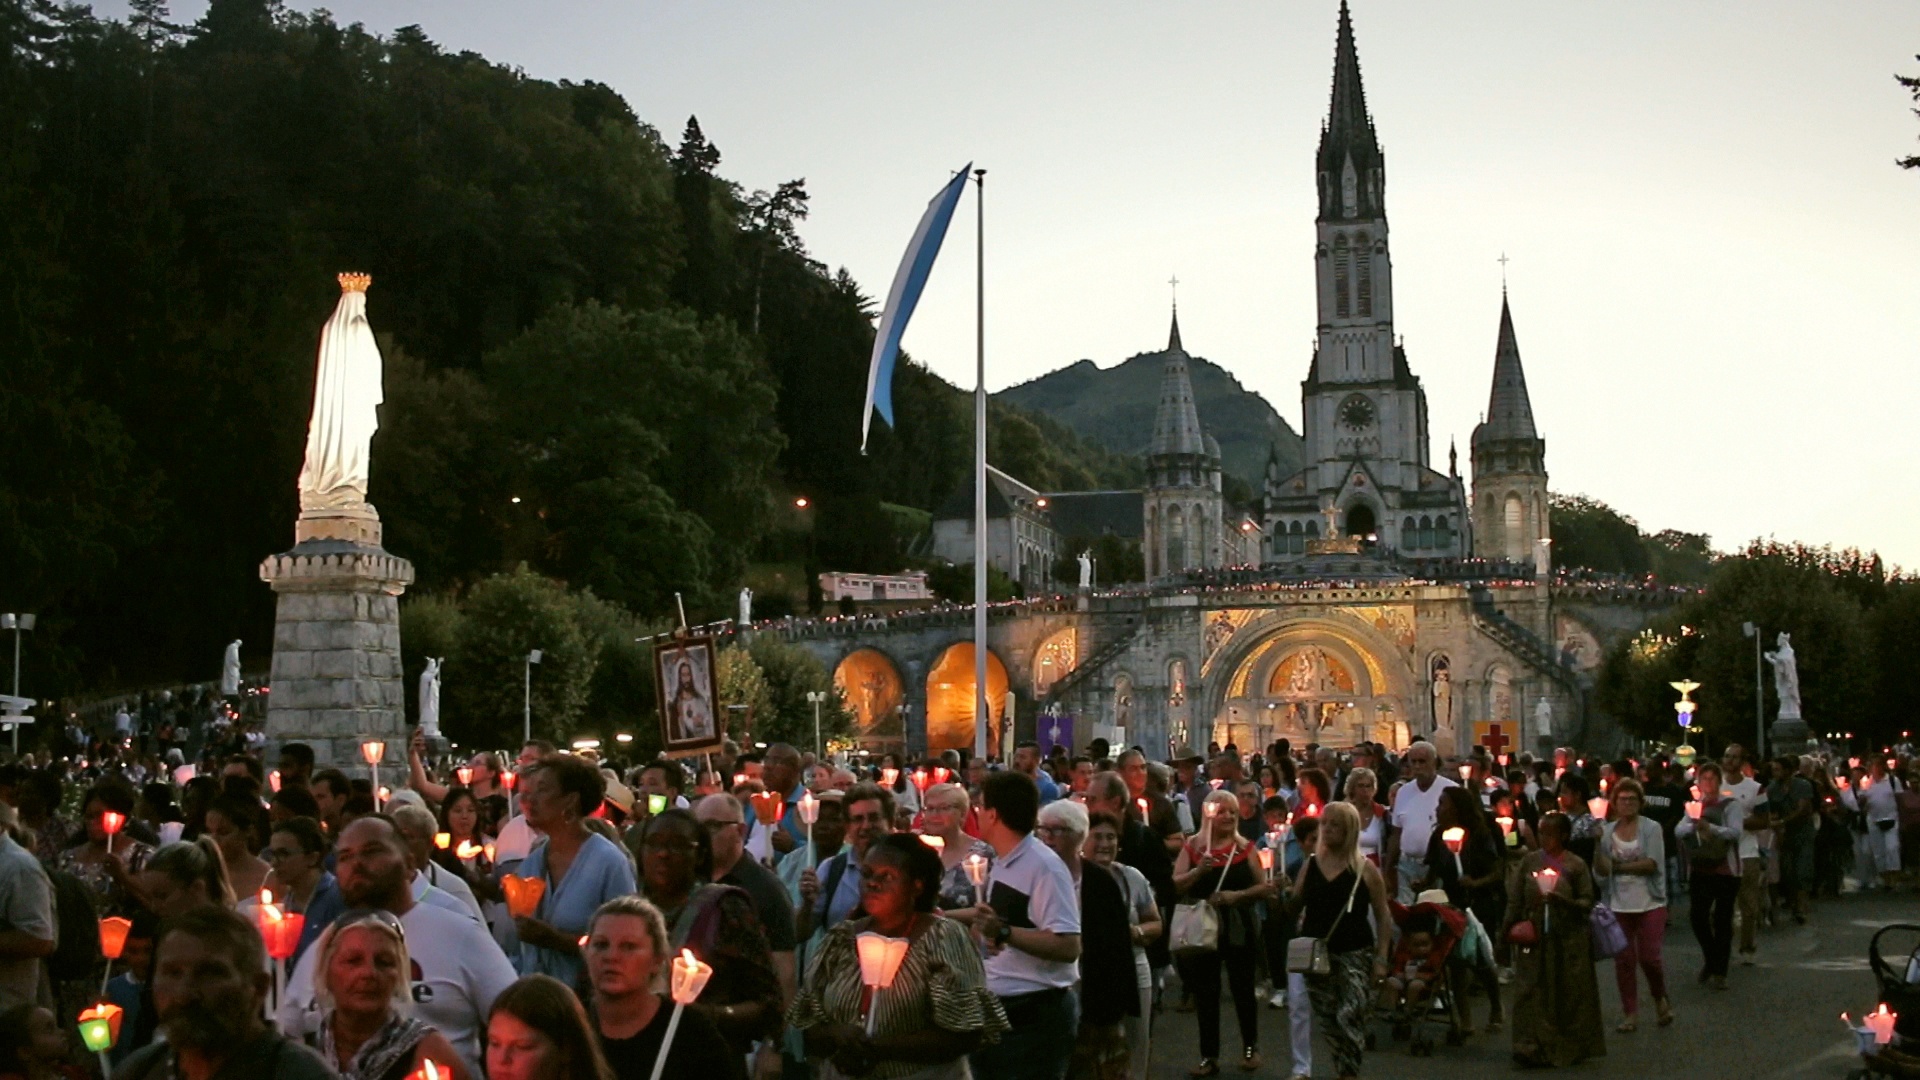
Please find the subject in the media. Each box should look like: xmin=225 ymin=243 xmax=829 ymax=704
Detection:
xmin=789 ymin=833 xmax=1006 ymax=1079
xmin=266 ymin=817 xmax=344 ymax=967
xmin=307 ymin=910 xmax=472 ymax=1080
xmin=918 ymin=783 xmax=995 ymax=911
xmin=635 ymin=809 xmax=781 ymax=1057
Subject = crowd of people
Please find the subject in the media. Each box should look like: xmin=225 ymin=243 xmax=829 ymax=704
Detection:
xmin=0 ymin=714 xmax=1909 ymax=1080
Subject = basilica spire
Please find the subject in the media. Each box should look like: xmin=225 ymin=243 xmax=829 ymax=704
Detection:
xmin=1317 ymin=0 xmax=1386 ymax=221
xmin=1479 ymin=294 xmax=1537 ymax=442
xmin=1150 ymin=304 xmax=1205 ymax=459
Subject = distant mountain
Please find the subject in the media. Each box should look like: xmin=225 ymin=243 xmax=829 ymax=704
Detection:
xmin=996 ymin=350 xmax=1304 ymax=494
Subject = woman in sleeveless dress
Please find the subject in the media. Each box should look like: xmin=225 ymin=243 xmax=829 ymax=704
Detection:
xmin=1288 ymin=801 xmax=1391 ymax=1080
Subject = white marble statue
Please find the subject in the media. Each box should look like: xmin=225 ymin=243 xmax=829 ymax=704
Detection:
xmin=1077 ymin=550 xmax=1093 ymax=590
xmin=1766 ymin=632 xmax=1802 ymax=720
xmin=1534 ymin=696 xmax=1553 ymax=735
xmin=737 ymin=587 xmax=753 ymax=628
xmin=220 ymin=640 xmax=242 ymax=697
xmin=419 ymin=658 xmax=443 ymax=738
xmin=297 ymin=274 xmax=384 ymax=513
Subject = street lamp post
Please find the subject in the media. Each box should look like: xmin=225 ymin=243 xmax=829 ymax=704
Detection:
xmin=523 ymin=649 xmax=543 ymax=745
xmin=1672 ymin=679 xmax=1700 ymax=763
xmin=3 ymin=614 xmax=35 ymax=754
xmin=805 ymin=690 xmax=826 ymax=759
xmin=1742 ymin=622 xmax=1764 ymax=758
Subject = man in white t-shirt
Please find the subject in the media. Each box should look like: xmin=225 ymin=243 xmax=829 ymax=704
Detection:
xmin=965 ymin=770 xmax=1081 ymax=1080
xmin=1385 ymin=741 xmax=1457 ymax=902
xmin=279 ymin=817 xmax=517 ymax=1076
xmin=1720 ymin=744 xmax=1769 ymax=965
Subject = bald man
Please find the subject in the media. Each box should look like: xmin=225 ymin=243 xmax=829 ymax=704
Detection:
xmin=695 ymin=794 xmax=796 ymax=999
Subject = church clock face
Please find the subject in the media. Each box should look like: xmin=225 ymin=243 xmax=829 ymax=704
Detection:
xmin=1339 ymin=394 xmax=1376 ymax=430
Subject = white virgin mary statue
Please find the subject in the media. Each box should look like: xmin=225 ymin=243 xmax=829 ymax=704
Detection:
xmin=298 ymin=273 xmax=384 ymax=513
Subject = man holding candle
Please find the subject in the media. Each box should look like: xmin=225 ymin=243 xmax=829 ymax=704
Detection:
xmin=1385 ymin=741 xmax=1456 ymax=904
xmin=1676 ymin=762 xmax=1744 ymax=990
xmin=966 ymin=770 xmax=1081 ymax=1080
xmin=745 ymin=744 xmax=807 ymax=865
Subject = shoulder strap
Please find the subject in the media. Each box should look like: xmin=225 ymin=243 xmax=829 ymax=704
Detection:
xmin=820 ymin=852 xmax=854 ymax=929
xmin=1322 ymin=860 xmax=1364 ymax=944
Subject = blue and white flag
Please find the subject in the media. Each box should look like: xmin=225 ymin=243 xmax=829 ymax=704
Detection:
xmin=862 ymin=165 xmax=972 ymax=453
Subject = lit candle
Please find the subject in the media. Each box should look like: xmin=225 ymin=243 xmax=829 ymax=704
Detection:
xmin=1685 ymin=800 xmax=1703 ymax=821
xmin=964 ymin=853 xmax=989 ymax=907
xmin=798 ymin=787 xmax=821 ymax=860
xmin=502 ymin=874 xmax=547 ymax=919
xmin=455 ymin=840 xmax=483 ymax=861
xmin=732 ymin=772 xmax=749 ymax=789
xmin=409 ymin=1061 xmax=448 ymax=1080
xmin=1458 ymin=764 xmax=1472 ymax=781
xmin=1587 ymin=796 xmax=1609 ymax=820
xmin=433 ymin=832 xmax=451 ymax=850
xmin=501 ymin=769 xmax=517 ymax=791
xmin=1533 ymin=867 xmax=1559 ymax=934
xmin=269 ymin=770 xmax=282 ymax=793
xmin=854 ymin=932 xmax=912 ymax=1034
xmin=1135 ymin=797 xmax=1150 ymax=822
xmin=910 ymin=768 xmax=933 ymax=794
xmin=1867 ymin=1003 xmax=1899 ymax=1046
xmin=100 ymin=810 xmax=125 ymax=857
xmin=456 ymin=766 xmax=474 ymax=787
xmin=1442 ymin=826 xmax=1466 ymax=878
xmin=881 ymin=767 xmax=899 ymax=787
xmin=362 ymin=739 xmax=385 ymax=808
xmin=483 ymin=841 xmax=497 ymax=863
xmin=78 ymin=1000 xmax=124 ymax=1075
xmin=1256 ymin=846 xmax=1274 ymax=879
xmin=99 ymin=916 xmax=132 ymax=995
xmin=930 ymin=766 xmax=952 ymax=786
xmin=650 ymin=950 xmax=715 ymax=1080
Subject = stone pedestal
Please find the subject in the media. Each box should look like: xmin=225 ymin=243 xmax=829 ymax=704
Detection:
xmin=1770 ymin=712 xmax=1810 ymax=756
xmin=259 ymin=513 xmax=414 ymax=773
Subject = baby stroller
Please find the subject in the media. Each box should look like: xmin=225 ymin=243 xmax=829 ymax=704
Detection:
xmin=1848 ymin=925 xmax=1920 ymax=1079
xmin=1367 ymin=892 xmax=1470 ymax=1056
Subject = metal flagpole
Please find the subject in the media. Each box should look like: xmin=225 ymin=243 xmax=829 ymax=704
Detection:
xmin=973 ymin=168 xmax=989 ymax=763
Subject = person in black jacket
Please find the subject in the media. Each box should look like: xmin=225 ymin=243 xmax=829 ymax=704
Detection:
xmin=1037 ymin=799 xmax=1139 ymax=1079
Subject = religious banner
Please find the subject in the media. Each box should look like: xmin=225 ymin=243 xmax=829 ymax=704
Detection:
xmin=1039 ymin=710 xmax=1074 ymax=759
xmin=654 ymin=635 xmax=724 ymax=759
xmin=1473 ymin=719 xmax=1517 ymax=761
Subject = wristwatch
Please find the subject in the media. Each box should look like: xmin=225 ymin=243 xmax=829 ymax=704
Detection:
xmin=993 ymin=922 xmax=1013 ymax=947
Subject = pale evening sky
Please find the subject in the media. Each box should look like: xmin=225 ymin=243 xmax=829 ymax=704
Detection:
xmin=117 ymin=1 xmax=1920 ymax=567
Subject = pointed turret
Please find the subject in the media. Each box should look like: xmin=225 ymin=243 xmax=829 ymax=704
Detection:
xmin=1479 ymin=293 xmax=1538 ymax=441
xmin=1470 ymin=292 xmax=1549 ymax=562
xmin=1317 ymin=0 xmax=1386 ymax=221
xmin=1150 ymin=307 xmax=1206 ymax=458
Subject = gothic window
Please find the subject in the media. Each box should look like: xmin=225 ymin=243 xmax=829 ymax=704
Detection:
xmin=1167 ymin=504 xmax=1188 ymax=573
xmin=1341 ymin=160 xmax=1358 ymax=217
xmin=1288 ymin=520 xmax=1304 ymax=555
xmin=1332 ymin=235 xmax=1351 ymax=319
xmin=1306 ymin=520 xmax=1321 ymax=540
xmin=1356 ymin=232 xmax=1373 ymax=317
xmin=1419 ymin=515 xmax=1434 ymax=550
xmin=1504 ymin=493 xmax=1526 ymax=562
xmin=1402 ymin=516 xmax=1417 ymax=550
xmin=1435 ymin=515 xmax=1450 ymax=549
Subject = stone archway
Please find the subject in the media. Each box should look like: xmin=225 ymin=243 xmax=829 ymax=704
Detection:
xmin=925 ymin=643 xmax=1009 ymax=753
xmin=1201 ymin=610 xmax=1417 ymax=751
xmin=832 ymin=648 xmax=905 ymax=749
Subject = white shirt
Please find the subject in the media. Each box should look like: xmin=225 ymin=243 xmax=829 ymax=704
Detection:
xmin=492 ymin=814 xmax=540 ymax=864
xmin=1389 ymin=775 xmax=1458 ymax=862
xmin=1724 ymin=776 xmax=1767 ymax=859
xmin=279 ymin=901 xmax=518 ymax=1075
xmin=0 ymin=834 xmax=54 ymax=1012
xmin=411 ymin=869 xmax=482 ymax=923
xmin=982 ymin=834 xmax=1081 ymax=996
xmin=424 ymin=862 xmax=485 ymax=923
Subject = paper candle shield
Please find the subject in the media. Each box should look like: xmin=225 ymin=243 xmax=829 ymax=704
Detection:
xmin=78 ymin=1002 xmax=123 ymax=1052
xmin=456 ymin=766 xmax=474 ymax=786
xmin=855 ymin=932 xmax=911 ymax=990
xmin=748 ymin=791 xmax=784 ymax=825
xmin=434 ymin=832 xmax=451 ymax=850
xmin=963 ymin=853 xmax=989 ymax=886
xmin=101 ymin=811 xmax=126 ymax=836
xmin=648 ymin=794 xmax=668 ymax=816
xmin=1442 ymin=827 xmax=1465 ymax=854
xmin=1533 ymin=868 xmax=1559 ymax=895
xmin=99 ymin=917 xmax=133 ymax=960
xmin=1588 ymin=796 xmax=1609 ymax=819
xmin=502 ymin=874 xmax=547 ymax=918
xmin=881 ymin=768 xmax=898 ymax=787
xmin=670 ymin=948 xmax=714 ymax=1004
xmin=798 ymin=792 xmax=819 ymax=824
xmin=919 ymin=835 xmax=945 ymax=852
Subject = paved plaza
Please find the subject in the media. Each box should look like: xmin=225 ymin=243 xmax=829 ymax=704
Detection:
xmin=1141 ymin=893 xmax=1905 ymax=1079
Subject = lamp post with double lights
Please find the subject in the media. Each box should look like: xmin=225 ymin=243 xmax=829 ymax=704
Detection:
xmin=805 ymin=690 xmax=827 ymax=759
xmin=3 ymin=614 xmax=35 ymax=754
xmin=523 ymin=649 xmax=543 ymax=744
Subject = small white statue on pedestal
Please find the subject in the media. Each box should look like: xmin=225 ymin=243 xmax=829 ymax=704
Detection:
xmin=1766 ymin=632 xmax=1802 ymax=720
xmin=419 ymin=658 xmax=443 ymax=739
xmin=738 ymin=587 xmax=753 ymax=628
xmin=1077 ymin=551 xmax=1092 ymax=590
xmin=220 ymin=640 xmax=242 ymax=697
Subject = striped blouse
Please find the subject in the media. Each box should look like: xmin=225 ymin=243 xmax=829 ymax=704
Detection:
xmin=788 ymin=915 xmax=1009 ymax=1080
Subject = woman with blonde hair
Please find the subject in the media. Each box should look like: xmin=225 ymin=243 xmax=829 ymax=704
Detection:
xmin=585 ymin=896 xmax=742 ymax=1080
xmin=1341 ymin=767 xmax=1387 ymax=865
xmin=136 ymin=837 xmax=234 ymax=916
xmin=308 ymin=911 xmax=470 ymax=1080
xmin=1172 ymin=788 xmax=1272 ymax=1075
xmin=1287 ymin=800 xmax=1392 ymax=1080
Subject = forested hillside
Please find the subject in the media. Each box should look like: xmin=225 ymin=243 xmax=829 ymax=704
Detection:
xmin=0 ymin=0 xmax=1121 ymax=694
